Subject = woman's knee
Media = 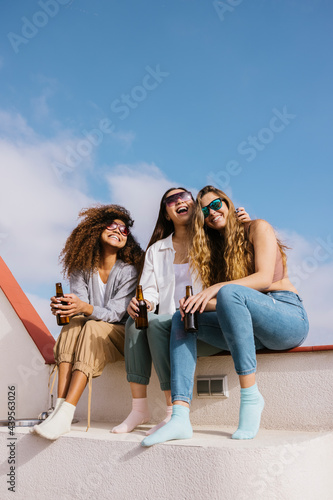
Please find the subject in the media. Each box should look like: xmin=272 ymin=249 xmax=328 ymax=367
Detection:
xmin=216 ymin=284 xmax=245 ymax=309
xmin=80 ymin=319 xmax=100 ymax=338
xmin=125 ymin=316 xmax=136 ymax=337
xmin=146 ymin=314 xmax=171 ymax=346
xmin=171 ymin=310 xmax=182 ymax=330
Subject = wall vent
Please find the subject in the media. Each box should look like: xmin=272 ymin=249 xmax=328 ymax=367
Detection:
xmin=196 ymin=375 xmax=228 ymax=398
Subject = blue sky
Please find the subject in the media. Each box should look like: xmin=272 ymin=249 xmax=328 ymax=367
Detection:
xmin=0 ymin=0 xmax=332 ymax=344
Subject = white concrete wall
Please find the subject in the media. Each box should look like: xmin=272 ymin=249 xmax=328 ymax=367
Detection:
xmin=74 ymin=349 xmax=333 ymax=432
xmin=0 ymin=290 xmax=51 ymax=420
xmin=1 ymin=281 xmax=332 ymax=432
xmin=0 ymin=426 xmax=332 ymax=500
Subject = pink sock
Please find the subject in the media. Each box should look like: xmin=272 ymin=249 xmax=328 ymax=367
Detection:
xmin=145 ymin=405 xmax=173 ymax=436
xmin=111 ymin=398 xmax=150 ymax=434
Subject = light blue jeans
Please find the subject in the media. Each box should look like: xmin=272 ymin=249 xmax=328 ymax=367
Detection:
xmin=171 ymin=284 xmax=309 ymax=403
xmin=125 ymin=313 xmax=223 ymax=391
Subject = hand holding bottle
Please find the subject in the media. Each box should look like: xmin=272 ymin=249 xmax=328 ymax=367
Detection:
xmin=53 ymin=283 xmax=70 ymax=326
xmin=127 ymin=295 xmax=151 ymax=320
xmin=134 ymin=285 xmax=149 ymax=329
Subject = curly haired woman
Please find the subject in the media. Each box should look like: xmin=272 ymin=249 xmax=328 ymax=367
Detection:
xmin=142 ymin=186 xmax=309 ymax=446
xmin=33 ymin=204 xmax=143 ymax=440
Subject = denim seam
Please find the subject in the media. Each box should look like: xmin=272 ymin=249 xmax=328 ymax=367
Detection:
xmin=236 ymin=367 xmax=257 ymax=376
xmin=172 ymin=394 xmax=191 ymax=404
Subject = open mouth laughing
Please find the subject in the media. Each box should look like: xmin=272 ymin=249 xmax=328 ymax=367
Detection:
xmin=176 ymin=205 xmax=189 ymax=214
xmin=109 ymin=234 xmax=120 ymax=241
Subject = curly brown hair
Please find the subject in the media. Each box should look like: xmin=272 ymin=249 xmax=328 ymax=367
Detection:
xmin=190 ymin=186 xmax=287 ymax=288
xmin=60 ymin=204 xmax=143 ymax=278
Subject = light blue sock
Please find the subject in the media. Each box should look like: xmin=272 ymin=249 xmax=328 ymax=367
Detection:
xmin=232 ymin=383 xmax=265 ymax=440
xmin=141 ymin=405 xmax=192 ymax=447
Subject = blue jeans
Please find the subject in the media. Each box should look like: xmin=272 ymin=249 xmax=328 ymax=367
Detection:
xmin=171 ymin=284 xmax=309 ymax=404
xmin=125 ymin=313 xmax=224 ymax=391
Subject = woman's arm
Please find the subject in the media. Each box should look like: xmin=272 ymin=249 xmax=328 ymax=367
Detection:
xmin=137 ymin=245 xmax=160 ymax=312
xmin=184 ymin=220 xmax=277 ymax=314
xmin=51 ymin=266 xmax=138 ymax=322
xmin=50 ymin=271 xmax=93 ymax=318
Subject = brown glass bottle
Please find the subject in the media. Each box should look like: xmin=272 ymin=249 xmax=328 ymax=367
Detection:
xmin=55 ymin=282 xmax=70 ymax=326
xmin=184 ymin=285 xmax=198 ymax=333
xmin=135 ymin=285 xmax=148 ymax=329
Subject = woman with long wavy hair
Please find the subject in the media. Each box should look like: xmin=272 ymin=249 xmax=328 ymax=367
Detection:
xmin=112 ymin=187 xmax=249 ymax=436
xmin=142 ymin=186 xmax=309 ymax=446
xmin=32 ymin=204 xmax=143 ymax=440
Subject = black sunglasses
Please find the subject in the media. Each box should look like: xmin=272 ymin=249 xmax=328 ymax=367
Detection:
xmin=201 ymin=198 xmax=223 ymax=218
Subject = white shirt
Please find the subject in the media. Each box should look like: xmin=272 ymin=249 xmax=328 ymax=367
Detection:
xmin=140 ymin=233 xmax=202 ymax=315
xmin=173 ymin=263 xmax=192 ymax=308
xmin=98 ymin=273 xmax=107 ymax=304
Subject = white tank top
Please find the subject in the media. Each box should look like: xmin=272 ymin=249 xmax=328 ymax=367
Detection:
xmin=173 ymin=263 xmax=192 ymax=309
xmin=98 ymin=273 xmax=107 ymax=304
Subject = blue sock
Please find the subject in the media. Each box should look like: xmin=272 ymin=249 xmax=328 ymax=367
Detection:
xmin=232 ymin=383 xmax=265 ymax=440
xmin=141 ymin=405 xmax=192 ymax=447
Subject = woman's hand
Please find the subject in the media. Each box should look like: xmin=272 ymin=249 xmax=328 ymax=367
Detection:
xmin=236 ymin=207 xmax=251 ymax=222
xmin=50 ymin=294 xmax=92 ymax=317
xmin=179 ymin=297 xmax=186 ymax=319
xmin=127 ymin=296 xmax=152 ymax=320
xmin=183 ymin=284 xmax=222 ymax=314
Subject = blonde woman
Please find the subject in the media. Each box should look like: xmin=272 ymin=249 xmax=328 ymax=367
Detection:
xmin=112 ymin=187 xmax=250 ymax=435
xmin=142 ymin=186 xmax=309 ymax=446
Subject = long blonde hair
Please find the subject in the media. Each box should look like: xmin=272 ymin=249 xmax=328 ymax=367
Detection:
xmin=190 ymin=186 xmax=287 ymax=288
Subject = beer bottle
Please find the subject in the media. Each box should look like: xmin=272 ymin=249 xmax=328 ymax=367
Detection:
xmin=184 ymin=285 xmax=198 ymax=333
xmin=55 ymin=282 xmax=70 ymax=326
xmin=135 ymin=285 xmax=148 ymax=329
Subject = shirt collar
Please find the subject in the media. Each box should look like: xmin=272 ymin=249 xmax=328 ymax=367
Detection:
xmin=159 ymin=233 xmax=175 ymax=251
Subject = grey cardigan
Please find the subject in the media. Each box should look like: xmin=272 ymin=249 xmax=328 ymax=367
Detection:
xmin=70 ymin=260 xmax=138 ymax=324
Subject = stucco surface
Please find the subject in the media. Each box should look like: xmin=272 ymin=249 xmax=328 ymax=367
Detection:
xmin=0 ymin=290 xmax=51 ymax=420
xmin=75 ymin=350 xmax=333 ymax=432
xmin=0 ymin=425 xmax=332 ymax=500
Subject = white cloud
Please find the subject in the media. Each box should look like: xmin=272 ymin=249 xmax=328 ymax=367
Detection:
xmin=0 ymin=110 xmax=35 ymax=139
xmin=0 ymin=111 xmax=96 ymax=287
xmin=105 ymin=163 xmax=178 ymax=248
xmin=277 ymin=229 xmax=333 ymax=347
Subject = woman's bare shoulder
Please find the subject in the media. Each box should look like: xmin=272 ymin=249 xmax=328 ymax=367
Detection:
xmin=246 ymin=219 xmax=275 ymax=241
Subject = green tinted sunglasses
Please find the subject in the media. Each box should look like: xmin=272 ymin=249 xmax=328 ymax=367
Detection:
xmin=201 ymin=198 xmax=223 ymax=218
